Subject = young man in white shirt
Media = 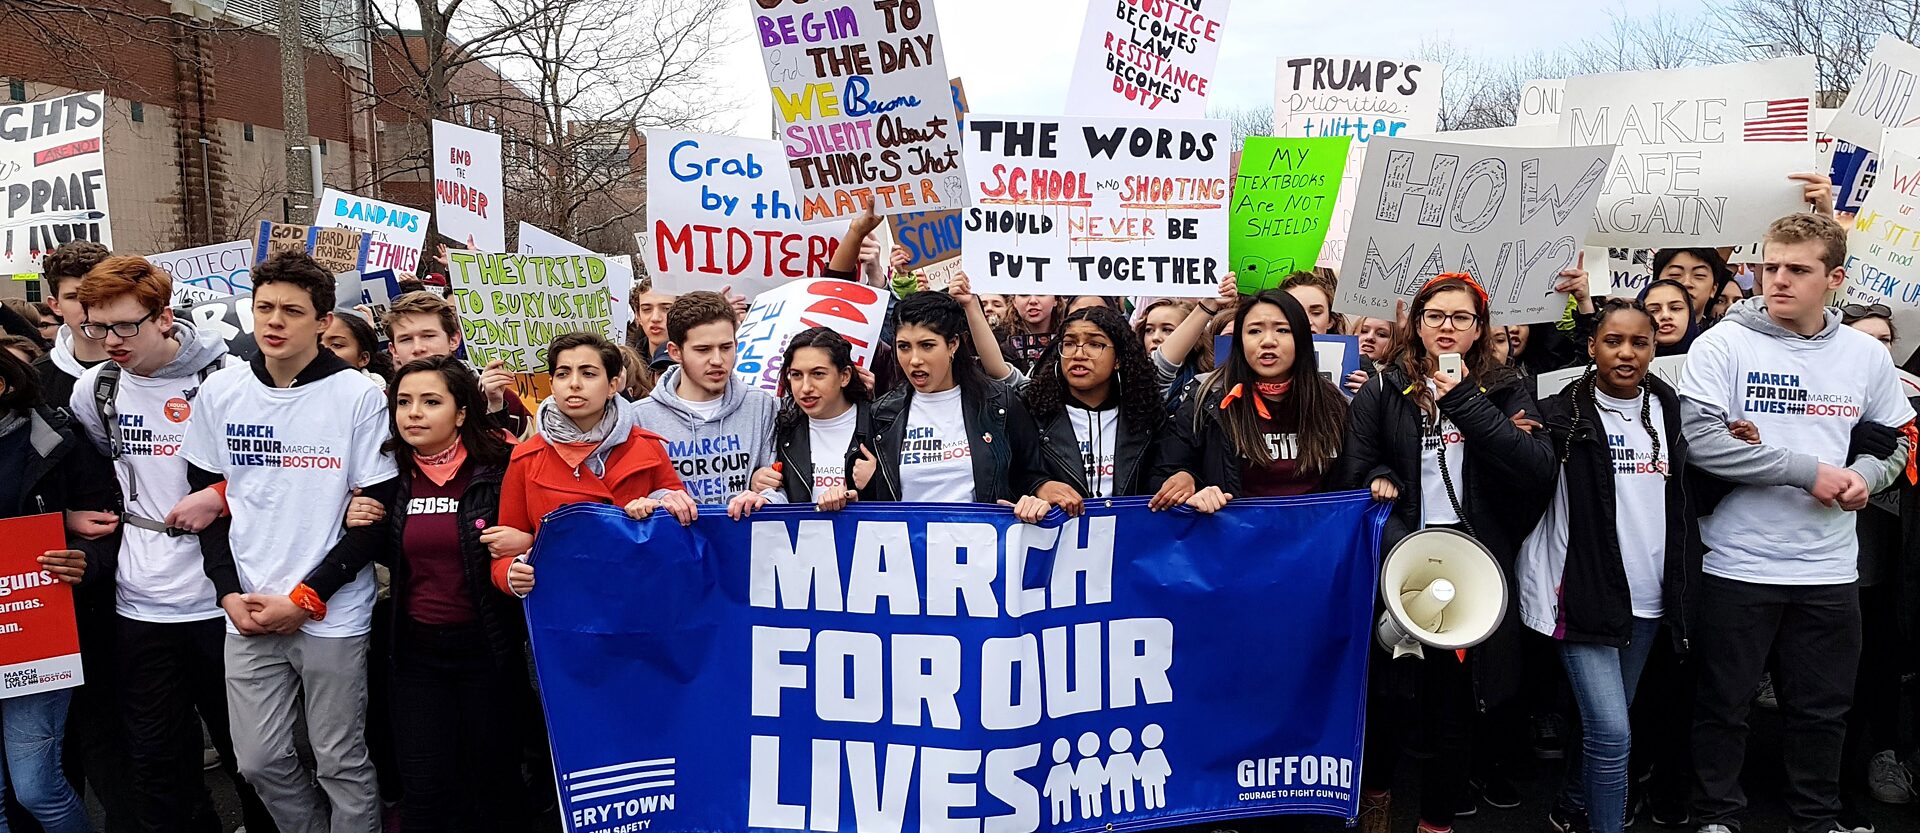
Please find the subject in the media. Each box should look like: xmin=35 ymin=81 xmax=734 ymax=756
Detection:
xmin=180 ymin=252 xmax=398 ymax=833
xmin=66 ymin=256 xmax=273 ymax=832
xmin=1679 ymin=213 xmax=1914 ymax=833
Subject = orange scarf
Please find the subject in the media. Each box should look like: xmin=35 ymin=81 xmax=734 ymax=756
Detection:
xmin=414 ymin=439 xmax=468 ymax=487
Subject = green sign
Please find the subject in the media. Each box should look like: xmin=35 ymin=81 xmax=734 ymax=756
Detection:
xmin=1230 ymin=136 xmax=1350 ymax=291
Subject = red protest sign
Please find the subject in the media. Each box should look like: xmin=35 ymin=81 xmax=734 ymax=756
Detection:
xmin=0 ymin=514 xmax=82 ymax=698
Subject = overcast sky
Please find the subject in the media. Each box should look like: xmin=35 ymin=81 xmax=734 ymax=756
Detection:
xmin=706 ymin=0 xmax=1718 ymax=138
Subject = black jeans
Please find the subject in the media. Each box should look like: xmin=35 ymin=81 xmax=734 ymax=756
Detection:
xmin=390 ymin=619 xmax=532 ymax=833
xmin=1361 ymin=649 xmax=1474 ymax=827
xmin=116 ymin=615 xmax=274 ymax=833
xmin=1691 ymin=575 xmax=1860 ymax=833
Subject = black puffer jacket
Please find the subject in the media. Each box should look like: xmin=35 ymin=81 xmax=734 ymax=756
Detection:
xmin=775 ymin=403 xmax=876 ymax=502
xmin=1337 ymin=364 xmax=1556 ymax=708
xmin=865 ymin=381 xmax=1047 ymax=503
xmin=1150 ymin=379 xmax=1338 ymax=496
xmin=383 ymin=462 xmax=526 ymax=669
xmin=1530 ymin=375 xmax=1698 ymax=652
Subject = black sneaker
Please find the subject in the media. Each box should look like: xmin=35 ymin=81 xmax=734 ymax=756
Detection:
xmin=1548 ymin=806 xmax=1590 ymax=833
xmin=1472 ymin=775 xmax=1523 ymax=810
xmin=1533 ymin=713 xmax=1568 ymax=760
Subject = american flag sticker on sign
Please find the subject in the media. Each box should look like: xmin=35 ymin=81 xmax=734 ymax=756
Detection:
xmin=1744 ymin=98 xmax=1812 ymax=142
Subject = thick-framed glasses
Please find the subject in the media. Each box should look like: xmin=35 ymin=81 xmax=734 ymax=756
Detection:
xmin=79 ymin=311 xmax=155 ymax=340
xmin=1059 ymin=341 xmax=1112 ymax=356
xmin=1419 ymin=310 xmax=1479 ymax=331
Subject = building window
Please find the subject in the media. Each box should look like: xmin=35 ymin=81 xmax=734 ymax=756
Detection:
xmin=24 ymin=282 xmax=41 ymax=303
xmin=243 ymin=123 xmax=254 ymax=142
xmin=318 ymin=138 xmax=328 ymax=155
xmin=130 ymin=102 xmax=144 ymax=123
xmin=7 ymin=80 xmax=23 ymax=102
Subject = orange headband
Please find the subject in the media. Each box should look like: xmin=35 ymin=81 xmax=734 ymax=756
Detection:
xmin=1421 ymin=272 xmax=1489 ymax=308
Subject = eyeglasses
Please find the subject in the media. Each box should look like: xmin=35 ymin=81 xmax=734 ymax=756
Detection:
xmin=79 ymin=311 xmax=155 ymax=340
xmin=1059 ymin=341 xmax=1112 ymax=356
xmin=1419 ymin=310 xmax=1480 ymax=331
xmin=1842 ymin=303 xmax=1893 ymax=320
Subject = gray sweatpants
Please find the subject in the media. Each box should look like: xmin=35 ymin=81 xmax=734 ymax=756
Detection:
xmin=226 ymin=631 xmax=378 ymax=833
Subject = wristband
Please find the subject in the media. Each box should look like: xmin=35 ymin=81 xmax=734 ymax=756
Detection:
xmin=1198 ymin=304 xmax=1219 ymax=316
xmin=289 ymin=583 xmax=327 ymax=622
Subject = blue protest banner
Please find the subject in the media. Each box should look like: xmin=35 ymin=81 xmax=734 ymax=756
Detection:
xmin=526 ymin=493 xmax=1388 ymax=833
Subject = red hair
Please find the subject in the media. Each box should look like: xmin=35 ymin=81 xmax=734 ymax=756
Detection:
xmin=76 ymin=255 xmax=172 ymax=317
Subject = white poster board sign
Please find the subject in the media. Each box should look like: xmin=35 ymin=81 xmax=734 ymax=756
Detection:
xmin=1337 ymin=136 xmax=1615 ymax=324
xmin=431 ymin=120 xmax=505 ymax=251
xmin=316 ymin=188 xmax=429 ymax=276
xmin=147 ymin=239 xmax=255 ymax=305
xmin=0 ymin=91 xmax=110 ymax=274
xmin=1827 ymin=34 xmax=1920 ymax=152
xmin=1559 ymin=56 xmax=1816 ymax=247
xmin=1274 ymin=56 xmax=1443 ymax=267
xmin=733 ymin=278 xmax=889 ymax=395
xmin=1065 ymin=0 xmax=1229 ymax=117
xmin=962 ymin=115 xmax=1229 ymax=298
xmin=1517 ymin=79 xmax=1565 ymax=127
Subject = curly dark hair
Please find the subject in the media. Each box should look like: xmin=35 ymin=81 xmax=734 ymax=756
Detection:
xmin=40 ymin=241 xmax=110 ymax=295
xmin=666 ymin=291 xmax=737 ymax=345
xmin=1023 ymin=307 xmax=1160 ymax=432
xmin=774 ymin=327 xmax=871 ymax=434
xmin=251 ymin=251 xmax=335 ymax=313
xmin=331 ymin=312 xmax=395 ymax=383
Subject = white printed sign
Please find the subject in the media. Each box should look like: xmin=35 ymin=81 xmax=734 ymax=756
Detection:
xmin=1517 ymin=79 xmax=1564 ymax=127
xmin=962 ymin=115 xmax=1229 ymax=298
xmin=1338 ymin=136 xmax=1614 ymax=324
xmin=316 ymin=188 xmax=428 ymax=275
xmin=644 ymin=130 xmax=850 ymax=300
xmin=1066 ymin=0 xmax=1229 ymax=117
xmin=0 ymin=91 xmax=110 ymax=274
xmin=518 ymin=221 xmax=634 ymax=346
xmin=1559 ymin=56 xmax=1816 ymax=247
xmin=1274 ymin=56 xmax=1443 ymax=267
xmin=1827 ymin=35 xmax=1920 ymax=152
xmin=1586 ymin=246 xmax=1654 ymax=297
xmin=431 ymin=120 xmax=505 ymax=251
xmin=1843 ymin=130 xmax=1920 ymax=365
xmin=733 ymin=278 xmax=889 ymax=395
xmin=147 ymin=239 xmax=255 ymax=305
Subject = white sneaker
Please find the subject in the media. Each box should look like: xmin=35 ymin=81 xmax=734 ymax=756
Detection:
xmin=1869 ymin=750 xmax=1915 ymax=804
xmin=1696 ymin=825 xmax=1733 ymax=833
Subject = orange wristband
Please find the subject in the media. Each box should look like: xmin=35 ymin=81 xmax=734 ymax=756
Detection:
xmin=289 ymin=583 xmax=327 ymax=622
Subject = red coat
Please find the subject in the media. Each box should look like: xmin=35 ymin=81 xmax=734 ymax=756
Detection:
xmin=490 ymin=426 xmax=684 ymax=594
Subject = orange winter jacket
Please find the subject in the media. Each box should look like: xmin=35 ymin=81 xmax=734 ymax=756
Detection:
xmin=490 ymin=426 xmax=684 ymax=594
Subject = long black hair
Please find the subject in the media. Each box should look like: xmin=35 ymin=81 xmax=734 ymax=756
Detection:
xmin=385 ymin=356 xmax=513 ymax=478
xmin=775 ymin=326 xmax=871 ymax=434
xmin=1202 ymin=290 xmax=1347 ymax=472
xmin=333 ymin=312 xmax=395 ymax=383
xmin=1652 ymin=247 xmax=1734 ymax=322
xmin=1637 ymin=277 xmax=1700 ymax=356
xmin=894 ymin=291 xmax=991 ymax=398
xmin=1562 ymin=298 xmax=1663 ymax=475
xmin=1025 ymin=306 xmax=1160 ymax=431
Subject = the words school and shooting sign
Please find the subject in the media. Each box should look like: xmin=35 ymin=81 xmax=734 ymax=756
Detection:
xmin=526 ymin=494 xmax=1387 ymax=833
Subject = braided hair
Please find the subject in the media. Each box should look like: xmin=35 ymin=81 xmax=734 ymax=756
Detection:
xmin=1561 ymin=298 xmax=1664 ymax=478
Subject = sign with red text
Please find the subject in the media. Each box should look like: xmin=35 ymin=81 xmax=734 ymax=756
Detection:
xmin=1559 ymin=56 xmax=1815 ymax=247
xmin=751 ymin=0 xmax=967 ymax=220
xmin=316 ymin=188 xmax=428 ymax=275
xmin=646 ymin=130 xmax=849 ymax=300
xmin=962 ymin=115 xmax=1229 ymax=298
xmin=432 ymin=119 xmax=505 ymax=251
xmin=1274 ymin=56 xmax=1443 ymax=268
xmin=0 ymin=514 xmax=83 ymax=699
xmin=147 ymin=239 xmax=255 ymax=305
xmin=733 ymin=277 xmax=887 ymax=395
xmin=0 ymin=91 xmax=110 ymax=274
xmin=1066 ymin=0 xmax=1229 ymax=117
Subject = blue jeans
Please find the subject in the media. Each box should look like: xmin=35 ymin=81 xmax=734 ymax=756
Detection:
xmin=1558 ymin=617 xmax=1661 ymax=833
xmin=0 ymin=688 xmax=91 ymax=833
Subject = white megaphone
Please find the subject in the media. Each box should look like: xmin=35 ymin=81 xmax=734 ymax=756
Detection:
xmin=1376 ymin=528 xmax=1507 ymax=659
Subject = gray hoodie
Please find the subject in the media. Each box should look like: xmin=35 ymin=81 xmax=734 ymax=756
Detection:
xmin=149 ymin=320 xmax=230 ymax=380
xmin=634 ymin=367 xmax=780 ymax=503
xmin=1678 ymin=297 xmax=1914 ymax=583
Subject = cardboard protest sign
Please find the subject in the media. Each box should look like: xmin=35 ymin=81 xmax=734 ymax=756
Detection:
xmin=1337 ymin=136 xmax=1614 ymax=324
xmin=751 ymin=0 xmax=966 ymax=220
xmin=0 ymin=514 xmax=83 ymax=698
xmin=432 ymin=120 xmax=506 ymax=251
xmin=0 ymin=91 xmax=110 ymax=275
xmin=518 ymin=221 xmax=633 ymax=346
xmin=1066 ymin=0 xmax=1228 ymax=117
xmin=1843 ymin=133 xmax=1920 ymax=365
xmin=733 ymin=278 xmax=888 ymax=395
xmin=146 ymin=239 xmax=254 ymax=305
xmin=962 ymin=115 xmax=1229 ymax=298
xmin=254 ymin=221 xmax=370 ymax=274
xmin=918 ymin=253 xmax=961 ymax=291
xmin=316 ymin=188 xmax=428 ymax=275
xmin=1559 ymin=56 xmax=1816 ymax=247
xmin=1827 ymin=35 xmax=1920 ymax=152
xmin=1230 ymin=136 xmax=1349 ymax=290
xmin=1517 ymin=79 xmax=1565 ymax=127
xmin=644 ymin=130 xmax=849 ymax=300
xmin=445 ymin=252 xmax=614 ymax=372
xmin=1274 ymin=56 xmax=1443 ymax=268
xmin=889 ymin=79 xmax=971 ymax=269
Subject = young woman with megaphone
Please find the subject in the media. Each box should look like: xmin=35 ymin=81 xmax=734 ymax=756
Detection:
xmin=1338 ymin=273 xmax=1557 ymax=833
xmin=1516 ymin=298 xmax=1696 ymax=833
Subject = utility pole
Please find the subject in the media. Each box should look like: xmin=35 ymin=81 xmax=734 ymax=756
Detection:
xmin=279 ymin=0 xmax=313 ymax=223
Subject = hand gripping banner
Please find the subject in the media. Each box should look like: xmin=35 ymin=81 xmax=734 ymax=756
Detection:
xmin=526 ymin=493 xmax=1389 ymax=833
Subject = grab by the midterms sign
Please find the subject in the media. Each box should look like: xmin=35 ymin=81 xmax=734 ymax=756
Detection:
xmin=525 ymin=494 xmax=1387 ymax=833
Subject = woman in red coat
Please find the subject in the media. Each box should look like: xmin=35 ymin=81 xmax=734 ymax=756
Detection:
xmin=486 ymin=332 xmax=691 ymax=596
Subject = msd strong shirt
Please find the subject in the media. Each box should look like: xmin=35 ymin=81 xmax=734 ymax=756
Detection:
xmin=182 ymin=360 xmax=397 ymax=637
